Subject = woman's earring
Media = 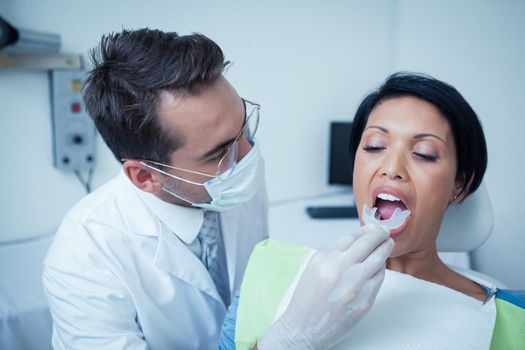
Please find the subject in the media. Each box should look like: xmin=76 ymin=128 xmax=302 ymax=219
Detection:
xmin=453 ymin=194 xmax=459 ymax=201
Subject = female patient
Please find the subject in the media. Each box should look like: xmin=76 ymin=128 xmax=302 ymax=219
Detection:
xmin=220 ymin=72 xmax=525 ymax=349
xmin=351 ymin=72 xmax=488 ymax=302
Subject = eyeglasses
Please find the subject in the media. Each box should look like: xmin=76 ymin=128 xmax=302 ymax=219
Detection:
xmin=131 ymin=98 xmax=260 ymax=184
xmin=211 ymin=98 xmax=260 ymax=179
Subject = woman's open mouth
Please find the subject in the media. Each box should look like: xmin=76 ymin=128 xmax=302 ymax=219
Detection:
xmin=374 ymin=193 xmax=408 ymax=220
xmin=362 ymin=189 xmax=411 ymax=237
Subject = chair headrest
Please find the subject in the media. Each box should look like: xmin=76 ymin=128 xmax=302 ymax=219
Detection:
xmin=437 ymin=182 xmax=493 ymax=252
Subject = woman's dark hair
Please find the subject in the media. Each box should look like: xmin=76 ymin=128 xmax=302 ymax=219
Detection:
xmin=83 ymin=28 xmax=228 ymax=163
xmin=350 ymin=72 xmax=487 ymax=198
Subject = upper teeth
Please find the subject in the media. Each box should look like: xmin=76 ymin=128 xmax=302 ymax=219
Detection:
xmin=377 ymin=193 xmax=401 ymax=202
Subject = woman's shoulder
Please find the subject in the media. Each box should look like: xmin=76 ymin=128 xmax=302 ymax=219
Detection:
xmin=440 ymin=267 xmax=489 ymax=302
xmin=444 ymin=266 xmax=523 ymax=303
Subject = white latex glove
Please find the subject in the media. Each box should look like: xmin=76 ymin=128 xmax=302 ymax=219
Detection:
xmin=258 ymin=224 xmax=393 ymax=350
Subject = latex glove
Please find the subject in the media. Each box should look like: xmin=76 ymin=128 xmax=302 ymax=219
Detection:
xmin=258 ymin=224 xmax=394 ymax=350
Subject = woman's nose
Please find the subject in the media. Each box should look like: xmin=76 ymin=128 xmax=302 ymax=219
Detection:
xmin=380 ymin=152 xmax=408 ymax=181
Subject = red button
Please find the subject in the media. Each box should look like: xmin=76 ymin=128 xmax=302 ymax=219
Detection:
xmin=72 ymin=103 xmax=81 ymax=113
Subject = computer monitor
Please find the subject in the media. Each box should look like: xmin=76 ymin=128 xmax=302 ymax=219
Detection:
xmin=329 ymin=122 xmax=354 ymax=186
xmin=306 ymin=121 xmax=358 ymax=219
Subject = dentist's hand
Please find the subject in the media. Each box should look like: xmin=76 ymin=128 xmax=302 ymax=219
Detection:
xmin=257 ymin=225 xmax=394 ymax=350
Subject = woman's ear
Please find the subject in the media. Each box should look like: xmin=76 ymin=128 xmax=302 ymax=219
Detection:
xmin=450 ymin=173 xmax=474 ymax=204
xmin=122 ymin=160 xmax=163 ymax=194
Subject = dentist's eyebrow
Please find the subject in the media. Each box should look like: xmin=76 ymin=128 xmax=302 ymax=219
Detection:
xmin=200 ymin=137 xmax=236 ymax=160
xmin=200 ymin=115 xmax=246 ymax=160
xmin=414 ymin=133 xmax=447 ymax=145
xmin=200 ymin=99 xmax=247 ymax=160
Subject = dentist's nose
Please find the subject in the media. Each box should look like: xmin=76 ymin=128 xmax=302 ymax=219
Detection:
xmin=380 ymin=151 xmax=408 ymax=181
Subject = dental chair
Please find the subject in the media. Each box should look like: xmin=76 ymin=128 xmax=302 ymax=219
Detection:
xmin=437 ymin=182 xmax=505 ymax=288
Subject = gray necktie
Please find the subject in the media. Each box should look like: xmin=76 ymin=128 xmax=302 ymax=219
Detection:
xmin=198 ymin=210 xmax=231 ymax=306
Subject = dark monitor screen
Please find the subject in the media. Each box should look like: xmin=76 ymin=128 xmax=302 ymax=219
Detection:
xmin=329 ymin=122 xmax=354 ymax=185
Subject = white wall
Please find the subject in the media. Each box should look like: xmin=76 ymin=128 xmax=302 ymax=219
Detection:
xmin=1 ymin=0 xmax=523 ymax=288
xmin=0 ymin=0 xmax=393 ymax=239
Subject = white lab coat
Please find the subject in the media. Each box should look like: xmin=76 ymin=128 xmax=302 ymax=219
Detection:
xmin=42 ymin=171 xmax=268 ymax=350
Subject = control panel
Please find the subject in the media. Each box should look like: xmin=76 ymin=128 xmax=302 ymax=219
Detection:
xmin=50 ymin=69 xmax=96 ymax=171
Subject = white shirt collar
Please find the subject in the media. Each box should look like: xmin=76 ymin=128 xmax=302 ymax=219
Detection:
xmin=134 ymin=185 xmax=204 ymax=244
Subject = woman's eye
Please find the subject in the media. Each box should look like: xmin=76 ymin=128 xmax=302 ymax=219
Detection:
xmin=413 ymin=152 xmax=438 ymax=162
xmin=363 ymin=145 xmax=385 ymax=152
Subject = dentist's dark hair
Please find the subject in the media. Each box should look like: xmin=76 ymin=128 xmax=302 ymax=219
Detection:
xmin=83 ymin=28 xmax=228 ymax=163
xmin=350 ymin=72 xmax=487 ymax=199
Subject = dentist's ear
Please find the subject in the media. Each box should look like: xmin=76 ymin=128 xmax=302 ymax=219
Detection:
xmin=122 ymin=160 xmax=163 ymax=194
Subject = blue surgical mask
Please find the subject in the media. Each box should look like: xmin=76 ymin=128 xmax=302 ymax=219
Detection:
xmin=141 ymin=140 xmax=263 ymax=211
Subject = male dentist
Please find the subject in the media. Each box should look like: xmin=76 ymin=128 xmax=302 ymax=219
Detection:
xmin=43 ymin=28 xmax=393 ymax=350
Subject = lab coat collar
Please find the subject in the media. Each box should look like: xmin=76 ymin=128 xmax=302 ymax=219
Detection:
xmin=116 ymin=171 xmax=242 ymax=301
xmin=115 ymin=171 xmax=228 ymax=305
xmin=133 ymin=181 xmax=204 ymax=245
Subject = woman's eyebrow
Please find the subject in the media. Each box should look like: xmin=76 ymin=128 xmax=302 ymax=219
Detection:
xmin=414 ymin=133 xmax=447 ymax=145
xmin=365 ymin=125 xmax=447 ymax=145
xmin=365 ymin=125 xmax=388 ymax=133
